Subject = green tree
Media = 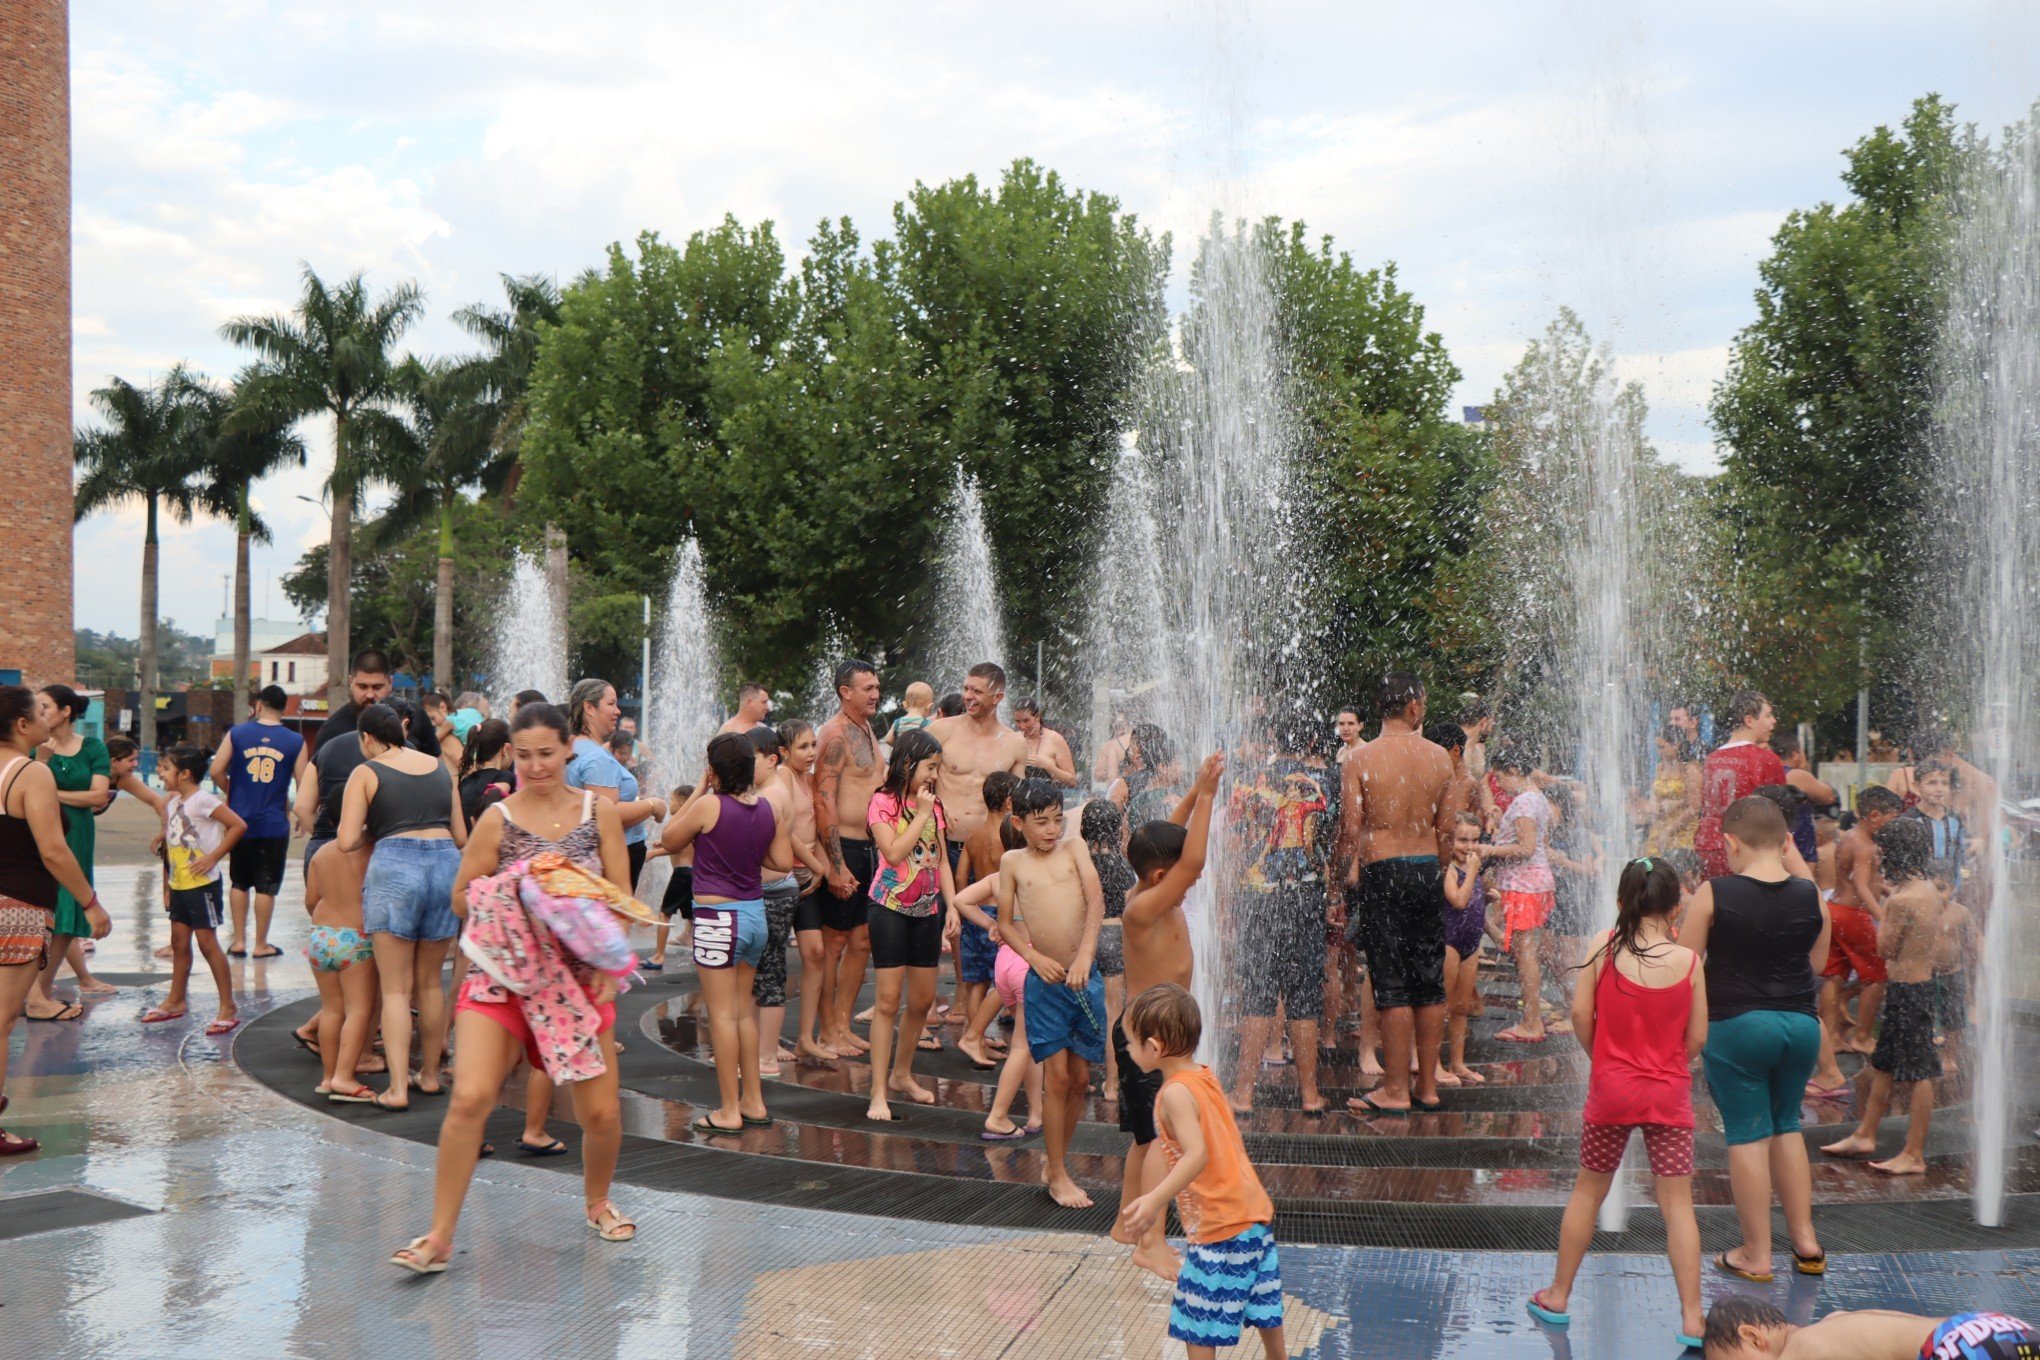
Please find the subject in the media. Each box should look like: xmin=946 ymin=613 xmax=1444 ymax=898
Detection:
xmin=73 ymin=369 xmax=212 ymax=749
xmin=222 ymin=266 xmax=424 ymax=704
xmin=1710 ymin=95 xmax=1969 ymax=720
xmin=185 ymin=371 xmax=307 ymax=717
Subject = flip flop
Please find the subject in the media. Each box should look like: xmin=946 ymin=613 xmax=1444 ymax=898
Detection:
xmin=517 ymin=1137 xmax=570 ymax=1157
xmin=1493 ymin=1029 xmax=1546 ymax=1044
xmin=1354 ymin=1092 xmax=1411 ymax=1117
xmin=251 ymin=946 xmax=283 ymax=959
xmin=371 ymin=1091 xmax=410 ymax=1112
xmin=327 ymin=1085 xmax=376 ymax=1104
xmin=1413 ymin=1097 xmax=1444 ymax=1113
xmin=204 ymin=1018 xmax=241 ymax=1036
xmin=1715 ymin=1251 xmax=1773 ymax=1283
xmin=1678 ymin=1333 xmax=1705 ymax=1351
xmin=917 ymin=1034 xmax=943 ymax=1052
xmin=641 ymin=960 xmax=665 ymax=972
xmin=390 ymin=1236 xmax=449 ymax=1275
xmin=140 ymin=1007 xmax=185 ymax=1024
xmin=981 ymin=1125 xmax=1030 ymax=1141
xmin=1526 ymin=1290 xmax=1571 ymax=1327
xmin=292 ymin=1031 xmax=321 ymax=1054
xmin=1803 ymin=1080 xmax=1850 ymax=1099
xmin=226 ymin=946 xmax=248 ymax=958
xmin=26 ymin=1004 xmax=83 ymax=1023
xmin=692 ymin=1116 xmax=744 ymax=1136
xmin=1792 ymin=1249 xmax=1826 ymax=1276
xmin=741 ymin=1114 xmax=774 ymax=1127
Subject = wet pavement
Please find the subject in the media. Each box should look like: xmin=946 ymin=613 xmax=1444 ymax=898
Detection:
xmin=4 ymin=863 xmax=2039 ymax=1358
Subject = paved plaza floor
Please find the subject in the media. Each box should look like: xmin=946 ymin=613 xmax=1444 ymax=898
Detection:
xmin=3 ymin=861 xmax=2038 ymax=1358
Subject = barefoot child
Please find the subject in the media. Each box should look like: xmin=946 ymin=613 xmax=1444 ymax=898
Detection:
xmin=862 ymin=729 xmax=958 ymax=1122
xmin=955 ymin=770 xmax=1022 ymax=1067
xmin=1825 ymin=787 xmax=1902 ymax=1056
xmin=144 ymin=745 xmax=244 ymax=1034
xmin=998 ymin=776 xmax=1105 ymax=1208
xmin=1528 ymin=857 xmax=1707 ymax=1348
xmin=1702 ymin=1295 xmax=2037 ymax=1360
xmin=1082 ymin=799 xmax=1137 ymax=1105
xmin=651 ymin=784 xmax=694 ymax=968
xmin=1119 ymin=983 xmax=1286 ymax=1360
xmin=1820 ymin=818 xmax=1945 ymax=1176
xmin=1931 ymin=866 xmax=1973 ymax=1074
xmin=304 ymin=839 xmax=377 ymax=1100
xmin=959 ymin=824 xmax=1046 ymax=1141
xmin=1117 ymin=750 xmax=1224 ymax=1275
xmin=1483 ymin=744 xmax=1556 ymax=1043
xmin=1439 ymin=812 xmax=1487 ymax=1086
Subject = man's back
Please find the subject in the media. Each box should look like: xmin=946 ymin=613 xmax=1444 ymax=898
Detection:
xmin=1345 ymin=732 xmax=1457 ymax=862
xmin=225 ymin=720 xmax=303 ymax=838
xmin=1696 ymin=742 xmax=1787 ymax=871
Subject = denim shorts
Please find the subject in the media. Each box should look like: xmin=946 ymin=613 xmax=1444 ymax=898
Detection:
xmin=692 ymin=898 xmax=767 ymax=970
xmin=362 ymin=837 xmax=461 ymax=942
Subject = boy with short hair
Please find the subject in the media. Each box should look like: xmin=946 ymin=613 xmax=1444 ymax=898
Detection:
xmin=1820 ymin=818 xmax=1944 ymax=1175
xmin=1702 ymin=1295 xmax=2035 ymax=1360
xmin=1120 ymin=982 xmax=1286 ymax=1360
xmin=1901 ymin=759 xmax=1969 ymax=892
xmin=142 ymin=745 xmax=245 ymax=1034
xmin=998 ymin=776 xmax=1106 ymax=1209
xmin=1116 ymin=750 xmax=1224 ymax=1275
xmin=955 ymin=769 xmax=1022 ymax=1067
xmin=1825 ymin=786 xmax=1903 ymax=1057
xmin=1930 ymin=865 xmax=1973 ymax=1075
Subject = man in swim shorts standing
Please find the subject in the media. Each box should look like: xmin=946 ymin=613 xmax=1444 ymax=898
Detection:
xmin=1336 ymin=672 xmax=1464 ymax=1115
xmin=928 ymin=662 xmax=1031 ymax=865
xmin=813 ymin=660 xmax=885 ymax=1055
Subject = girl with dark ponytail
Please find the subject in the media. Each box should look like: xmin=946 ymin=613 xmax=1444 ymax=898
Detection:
xmin=1528 ymin=855 xmax=1707 ymax=1345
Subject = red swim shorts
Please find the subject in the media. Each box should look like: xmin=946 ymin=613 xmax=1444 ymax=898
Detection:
xmin=1579 ymin=1121 xmax=1694 ymax=1176
xmin=1500 ymin=890 xmax=1553 ymax=948
xmin=1822 ymin=901 xmax=1887 ymax=983
xmin=455 ymin=986 xmax=616 ymax=1073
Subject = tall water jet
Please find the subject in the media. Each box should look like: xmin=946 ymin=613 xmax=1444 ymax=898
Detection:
xmin=1938 ymin=124 xmax=2040 ymax=1227
xmin=805 ymin=616 xmax=851 ymax=727
xmin=490 ymin=550 xmax=568 ymax=709
xmin=1084 ymin=430 xmax=1179 ymax=764
xmin=930 ymin=468 xmax=1009 ymax=701
xmin=642 ymin=537 xmax=722 ymax=906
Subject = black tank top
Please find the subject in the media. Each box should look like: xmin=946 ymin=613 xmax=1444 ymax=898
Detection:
xmin=1705 ymin=873 xmax=1822 ymax=1022
xmin=0 ymin=757 xmax=59 ymax=910
xmin=365 ymin=760 xmax=454 ymax=838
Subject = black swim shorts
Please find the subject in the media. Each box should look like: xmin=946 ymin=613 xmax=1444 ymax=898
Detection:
xmin=1236 ymin=884 xmax=1326 ymax=1020
xmin=1357 ymin=855 xmax=1447 ymax=1010
xmin=1114 ymin=1011 xmax=1165 ymax=1145
xmin=818 ymin=840 xmax=877 ymax=934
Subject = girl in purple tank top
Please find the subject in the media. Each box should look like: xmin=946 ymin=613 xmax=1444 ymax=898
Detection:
xmin=661 ymin=732 xmax=793 ymax=1135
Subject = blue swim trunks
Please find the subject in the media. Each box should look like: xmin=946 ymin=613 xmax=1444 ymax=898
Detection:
xmin=1922 ymin=1312 xmax=2039 ymax=1359
xmin=1169 ymin=1223 xmax=1284 ymax=1348
xmin=692 ymin=899 xmax=767 ymax=969
xmin=1023 ymin=968 xmax=1106 ymax=1063
xmin=958 ymin=918 xmax=998 ymax=985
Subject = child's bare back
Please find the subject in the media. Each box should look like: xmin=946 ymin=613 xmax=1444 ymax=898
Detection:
xmin=1122 ymin=880 xmax=1192 ymax=996
xmin=307 ymin=842 xmax=367 ymax=931
xmin=1880 ymin=879 xmax=1942 ymax=985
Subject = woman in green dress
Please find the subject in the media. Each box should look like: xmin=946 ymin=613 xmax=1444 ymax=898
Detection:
xmin=26 ymin=685 xmax=113 ymax=1020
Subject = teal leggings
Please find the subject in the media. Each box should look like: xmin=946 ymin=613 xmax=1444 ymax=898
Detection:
xmin=1702 ymin=1010 xmax=1821 ymax=1146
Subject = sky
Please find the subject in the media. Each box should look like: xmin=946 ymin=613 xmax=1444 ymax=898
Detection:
xmin=66 ymin=0 xmax=2040 ymax=638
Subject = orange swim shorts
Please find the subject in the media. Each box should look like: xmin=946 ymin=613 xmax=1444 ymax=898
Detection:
xmin=1500 ymin=890 xmax=1553 ymax=949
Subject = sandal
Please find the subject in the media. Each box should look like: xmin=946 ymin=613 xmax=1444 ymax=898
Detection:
xmin=1526 ymin=1289 xmax=1570 ymax=1327
xmin=517 ymin=1136 xmax=570 ymax=1157
xmin=0 ymin=1128 xmax=39 ymax=1157
xmin=390 ymin=1236 xmax=449 ymax=1274
xmin=26 ymin=1003 xmax=84 ymax=1023
xmin=692 ymin=1115 xmax=743 ymax=1136
xmin=1715 ymin=1251 xmax=1773 ymax=1283
xmin=587 ymin=1199 xmax=636 ymax=1242
xmin=327 ymin=1083 xmax=376 ymax=1104
xmin=1792 ymin=1249 xmax=1827 ymax=1276
xmin=140 ymin=1007 xmax=186 ymax=1025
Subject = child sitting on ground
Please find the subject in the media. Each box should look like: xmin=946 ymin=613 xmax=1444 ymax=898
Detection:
xmin=1529 ymin=857 xmax=1708 ymax=1349
xmin=998 ymin=777 xmax=1105 ymax=1209
xmin=885 ymin=682 xmax=936 ymax=745
xmin=1702 ymin=1295 xmax=2037 ymax=1359
xmin=304 ymin=839 xmax=377 ymax=1101
xmin=144 ymin=745 xmax=244 ymax=1034
xmin=1120 ymin=983 xmax=1286 ymax=1360
xmin=1820 ymin=818 xmax=1944 ymax=1176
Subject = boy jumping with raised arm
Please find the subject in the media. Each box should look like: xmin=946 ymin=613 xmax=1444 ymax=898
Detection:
xmin=1115 ymin=749 xmax=1224 ymax=1276
xmin=1121 ymin=983 xmax=1286 ymax=1360
xmin=999 ymin=777 xmax=1105 ymax=1209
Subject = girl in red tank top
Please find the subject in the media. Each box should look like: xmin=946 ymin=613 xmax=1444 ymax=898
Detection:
xmin=1529 ymin=857 xmax=1708 ymax=1348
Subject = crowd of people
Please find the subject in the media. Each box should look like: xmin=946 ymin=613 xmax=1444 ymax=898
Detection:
xmin=0 ymin=647 xmax=2029 ymax=1359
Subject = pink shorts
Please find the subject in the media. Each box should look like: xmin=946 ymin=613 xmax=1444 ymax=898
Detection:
xmin=1579 ymin=1121 xmax=1694 ymax=1176
xmin=994 ymin=944 xmax=1028 ymax=1010
xmin=456 ymin=988 xmax=616 ymax=1073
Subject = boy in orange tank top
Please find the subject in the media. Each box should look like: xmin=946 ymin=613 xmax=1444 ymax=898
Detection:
xmin=1120 ymin=983 xmax=1286 ymax=1360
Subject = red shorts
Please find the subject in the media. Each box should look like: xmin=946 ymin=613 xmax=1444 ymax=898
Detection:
xmin=1499 ymin=890 xmax=1553 ymax=948
xmin=1579 ymin=1121 xmax=1694 ymax=1176
xmin=455 ymin=991 xmax=617 ymax=1073
xmin=1823 ymin=901 xmax=1887 ymax=983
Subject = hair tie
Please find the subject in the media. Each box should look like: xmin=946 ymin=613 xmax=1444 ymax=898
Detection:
xmin=1634 ymin=857 xmax=1654 ymax=871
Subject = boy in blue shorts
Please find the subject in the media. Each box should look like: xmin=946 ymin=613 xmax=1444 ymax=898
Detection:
xmin=1121 ymin=983 xmax=1286 ymax=1360
xmin=998 ymin=777 xmax=1104 ymax=1210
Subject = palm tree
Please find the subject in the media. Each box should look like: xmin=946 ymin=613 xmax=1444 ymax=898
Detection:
xmin=222 ymin=266 xmax=423 ymax=705
xmin=184 ymin=371 xmax=308 ymax=718
xmin=73 ymin=369 xmax=211 ymax=752
xmin=365 ymin=357 xmax=500 ymax=690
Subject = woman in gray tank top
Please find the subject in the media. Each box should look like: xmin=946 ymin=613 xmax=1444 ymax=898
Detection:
xmin=338 ymin=701 xmax=467 ymax=1110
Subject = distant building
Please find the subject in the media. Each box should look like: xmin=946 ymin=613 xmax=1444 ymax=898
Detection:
xmin=250 ymin=632 xmax=330 ymax=695
xmin=210 ymin=616 xmax=317 ymax=682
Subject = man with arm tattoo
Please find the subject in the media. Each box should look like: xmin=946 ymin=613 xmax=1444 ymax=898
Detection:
xmin=811 ymin=659 xmax=885 ymax=1055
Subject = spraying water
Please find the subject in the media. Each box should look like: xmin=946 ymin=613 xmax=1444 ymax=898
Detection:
xmin=490 ymin=550 xmax=568 ymax=710
xmin=641 ymin=537 xmax=723 ymax=906
xmin=930 ymin=467 xmax=1009 ymax=703
xmin=804 ymin=616 xmax=851 ymax=728
xmin=1938 ymin=125 xmax=2040 ymax=1227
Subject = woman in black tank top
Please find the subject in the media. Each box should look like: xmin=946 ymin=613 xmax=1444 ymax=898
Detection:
xmin=0 ymin=686 xmax=104 ymax=1156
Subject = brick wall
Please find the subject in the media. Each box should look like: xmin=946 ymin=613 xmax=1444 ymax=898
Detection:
xmin=0 ymin=0 xmax=76 ymax=687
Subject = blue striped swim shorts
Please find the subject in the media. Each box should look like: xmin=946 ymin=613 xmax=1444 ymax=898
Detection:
xmin=1168 ymin=1222 xmax=1283 ymax=1347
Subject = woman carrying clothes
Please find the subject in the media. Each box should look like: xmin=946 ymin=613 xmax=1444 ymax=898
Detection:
xmin=28 ymin=684 xmax=114 ymax=1017
xmin=863 ymin=729 xmax=960 ymax=1124
xmin=564 ymin=678 xmax=668 ymax=892
xmin=390 ymin=702 xmax=637 ymax=1273
xmin=1681 ymin=794 xmax=1829 ymax=1284
xmin=338 ymin=702 xmax=467 ymax=1110
xmin=0 ymin=686 xmax=108 ymax=1155
xmin=662 ymin=732 xmax=794 ymax=1136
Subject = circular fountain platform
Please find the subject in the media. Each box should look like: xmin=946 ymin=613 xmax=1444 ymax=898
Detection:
xmin=237 ymin=959 xmax=2040 ymax=1251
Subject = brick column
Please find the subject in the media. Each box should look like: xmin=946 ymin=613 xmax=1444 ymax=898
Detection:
xmin=0 ymin=0 xmax=76 ymax=686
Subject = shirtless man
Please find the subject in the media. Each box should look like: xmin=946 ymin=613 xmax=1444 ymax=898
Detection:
xmin=812 ymin=660 xmax=885 ymax=1054
xmin=775 ymin=719 xmax=837 ymax=1064
xmin=1825 ymin=786 xmax=1902 ymax=1056
xmin=1013 ymin=698 xmax=1078 ymax=788
xmin=998 ymin=778 xmax=1105 ymax=1209
xmin=1334 ymin=706 xmax=1365 ymax=765
xmin=717 ymin=682 xmax=772 ymax=736
xmin=1115 ymin=750 xmax=1223 ymax=1276
xmin=928 ymin=662 xmax=1030 ymax=852
xmin=1336 ymin=672 xmax=1464 ymax=1114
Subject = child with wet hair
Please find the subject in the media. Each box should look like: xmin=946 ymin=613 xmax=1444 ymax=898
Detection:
xmin=1702 ymin=1295 xmax=2036 ymax=1360
xmin=1529 ymin=856 xmax=1707 ymax=1348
